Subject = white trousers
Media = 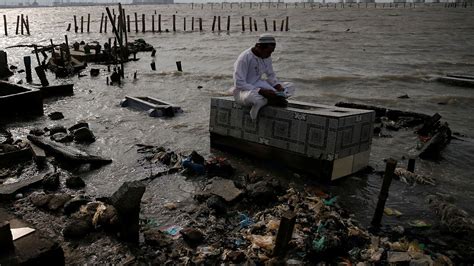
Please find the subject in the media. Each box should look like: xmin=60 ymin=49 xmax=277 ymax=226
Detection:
xmin=233 ymin=80 xmax=295 ymax=120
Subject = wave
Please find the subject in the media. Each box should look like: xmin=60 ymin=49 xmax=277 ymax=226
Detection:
xmin=427 ymin=95 xmax=474 ymax=106
xmin=288 ymin=73 xmax=432 ymax=85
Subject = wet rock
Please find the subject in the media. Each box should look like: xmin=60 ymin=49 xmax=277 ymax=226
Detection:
xmin=144 ymin=228 xmax=173 ymax=247
xmin=29 ymin=192 xmax=53 ymax=207
xmin=90 ymin=68 xmax=100 ymax=77
xmin=63 ymin=218 xmax=92 ymax=239
xmin=398 ymin=94 xmax=409 ymax=99
xmin=180 ymin=228 xmax=204 ymax=246
xmin=110 ymin=181 xmax=146 ymax=243
xmin=47 ymin=193 xmax=72 ymax=211
xmin=29 ymin=127 xmax=45 ymax=136
xmin=163 ymin=202 xmax=177 ymax=210
xmin=65 ymin=176 xmax=85 ymax=189
xmin=42 ymin=172 xmax=60 ymax=191
xmin=47 ymin=125 xmax=67 ymax=135
xmin=50 ymin=132 xmax=73 ymax=143
xmin=92 ymin=203 xmax=118 ymax=229
xmin=68 ymin=121 xmax=89 ymax=132
xmin=203 ymin=177 xmax=243 ymax=202
xmin=387 ymin=251 xmax=411 ymax=263
xmin=64 ymin=195 xmax=91 ymax=215
xmin=206 ymin=195 xmax=227 ymax=214
xmin=247 ymin=181 xmax=277 ymax=204
xmin=48 ymin=112 xmax=64 ymax=120
xmin=226 ymin=251 xmax=246 ymax=263
xmin=73 ymin=127 xmax=95 ymax=143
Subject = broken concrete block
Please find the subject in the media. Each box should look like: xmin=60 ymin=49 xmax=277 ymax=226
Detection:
xmin=50 ymin=132 xmax=73 ymax=143
xmin=47 ymin=193 xmax=72 ymax=211
xmin=48 ymin=112 xmax=64 ymax=120
xmin=203 ymin=177 xmax=242 ymax=202
xmin=0 ymin=175 xmax=44 ymax=200
xmin=42 ymin=172 xmax=60 ymax=191
xmin=68 ymin=121 xmax=89 ymax=132
xmin=72 ymin=127 xmax=95 ymax=143
xmin=110 ymin=181 xmax=146 ymax=243
xmin=0 ymin=221 xmax=14 ymax=253
xmin=65 ymin=176 xmax=85 ymax=189
xmin=387 ymin=251 xmax=411 ymax=263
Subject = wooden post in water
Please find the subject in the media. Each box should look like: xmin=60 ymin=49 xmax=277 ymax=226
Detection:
xmin=241 ymin=16 xmax=245 ymax=31
xmin=199 ymin=17 xmax=202 ymax=31
xmin=176 ymin=61 xmax=182 ymax=72
xmin=158 ymin=14 xmax=161 ymax=32
xmin=25 ymin=16 xmax=30 ymax=35
xmin=20 ymin=14 xmax=24 ymax=35
xmin=249 ymin=17 xmax=252 ymax=32
xmin=371 ymin=158 xmax=397 ymax=228
xmin=212 ymin=16 xmax=216 ymax=32
xmin=121 ymin=7 xmax=128 ymax=51
xmin=100 ymin=13 xmax=104 ymax=33
xmin=81 ymin=16 xmax=83 ymax=33
xmin=280 ymin=19 xmax=284 ymax=31
xmin=285 ymin=16 xmax=289 ymax=31
xmin=24 ymin=56 xmax=32 ymax=82
xmin=253 ymin=19 xmax=257 ymax=31
xmin=126 ymin=15 xmax=130 ymax=33
xmin=104 ymin=15 xmax=108 ymax=33
xmin=152 ymin=15 xmax=155 ymax=32
xmin=407 ymin=158 xmax=416 ymax=173
xmin=15 ymin=16 xmax=19 ymax=35
xmin=183 ymin=17 xmax=186 ymax=31
xmin=226 ymin=15 xmax=230 ymax=32
xmin=173 ymin=14 xmax=176 ymax=32
xmin=3 ymin=15 xmax=7 ymax=36
xmin=73 ymin=15 xmax=77 ymax=33
xmin=264 ymin=18 xmax=268 ymax=31
xmin=87 ymin=14 xmax=90 ymax=33
xmin=191 ymin=17 xmax=194 ymax=31
xmin=134 ymin=13 xmax=138 ymax=33
xmin=272 ymin=211 xmax=296 ymax=258
xmin=218 ymin=16 xmax=221 ymax=32
xmin=273 ymin=20 xmax=276 ymax=31
xmin=142 ymin=14 xmax=145 ymax=32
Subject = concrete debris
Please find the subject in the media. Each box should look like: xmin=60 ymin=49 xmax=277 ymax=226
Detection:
xmin=48 ymin=112 xmax=64 ymax=120
xmin=203 ymin=177 xmax=243 ymax=202
xmin=394 ymin=168 xmax=435 ymax=185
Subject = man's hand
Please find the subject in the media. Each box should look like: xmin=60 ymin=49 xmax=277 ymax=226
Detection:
xmin=274 ymin=84 xmax=284 ymax=92
xmin=258 ymin=88 xmax=277 ymax=99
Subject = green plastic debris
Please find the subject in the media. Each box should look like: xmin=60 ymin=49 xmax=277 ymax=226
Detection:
xmin=312 ymin=236 xmax=326 ymax=251
xmin=323 ymin=196 xmax=338 ymax=206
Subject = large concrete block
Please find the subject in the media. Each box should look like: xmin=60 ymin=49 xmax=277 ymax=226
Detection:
xmin=0 ymin=81 xmax=43 ymax=118
xmin=210 ymin=97 xmax=375 ymax=180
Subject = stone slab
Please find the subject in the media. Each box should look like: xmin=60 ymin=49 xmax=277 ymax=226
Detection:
xmin=0 ymin=175 xmax=44 ymax=200
xmin=203 ymin=177 xmax=243 ymax=202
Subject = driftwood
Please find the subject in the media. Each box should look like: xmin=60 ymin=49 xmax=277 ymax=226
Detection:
xmin=27 ymin=135 xmax=112 ymax=165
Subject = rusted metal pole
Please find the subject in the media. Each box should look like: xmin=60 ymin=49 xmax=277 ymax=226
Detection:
xmin=371 ymin=158 xmax=397 ymax=228
xmin=273 ymin=211 xmax=296 ymax=257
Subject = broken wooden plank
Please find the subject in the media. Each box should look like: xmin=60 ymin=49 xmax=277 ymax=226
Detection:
xmin=27 ymin=135 xmax=112 ymax=165
xmin=437 ymin=75 xmax=474 ymax=88
xmin=38 ymin=84 xmax=74 ymax=97
xmin=0 ymin=175 xmax=44 ymax=200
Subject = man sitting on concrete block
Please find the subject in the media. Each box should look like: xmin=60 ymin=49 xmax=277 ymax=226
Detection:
xmin=232 ymin=34 xmax=295 ymax=120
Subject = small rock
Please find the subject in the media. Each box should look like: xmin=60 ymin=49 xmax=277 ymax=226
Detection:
xmin=247 ymin=181 xmax=277 ymax=204
xmin=47 ymin=193 xmax=72 ymax=211
xmin=163 ymin=202 xmax=177 ymax=210
xmin=227 ymin=251 xmax=246 ymax=263
xmin=63 ymin=218 xmax=92 ymax=239
xmin=30 ymin=192 xmax=53 ymax=207
xmin=48 ymin=112 xmax=64 ymax=120
xmin=47 ymin=125 xmax=67 ymax=135
xmin=73 ymin=127 xmax=95 ymax=143
xmin=64 ymin=195 xmax=91 ymax=215
xmin=68 ymin=121 xmax=89 ymax=132
xmin=29 ymin=127 xmax=45 ymax=136
xmin=50 ymin=132 xmax=73 ymax=143
xmin=206 ymin=195 xmax=227 ymax=214
xmin=144 ymin=229 xmax=173 ymax=247
xmin=387 ymin=251 xmax=411 ymax=263
xmin=90 ymin=68 xmax=100 ymax=77
xmin=66 ymin=176 xmax=86 ymax=189
xmin=14 ymin=193 xmax=23 ymax=199
xmin=42 ymin=172 xmax=60 ymax=191
xmin=180 ymin=228 xmax=204 ymax=246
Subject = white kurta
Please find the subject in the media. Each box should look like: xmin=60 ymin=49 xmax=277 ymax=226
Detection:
xmin=232 ymin=48 xmax=280 ymax=120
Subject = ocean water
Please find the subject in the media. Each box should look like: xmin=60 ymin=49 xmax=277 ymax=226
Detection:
xmin=1 ymin=3 xmax=473 ymax=226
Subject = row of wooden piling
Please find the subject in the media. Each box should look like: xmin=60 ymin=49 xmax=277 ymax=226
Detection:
xmin=2 ymin=14 xmax=31 ymax=36
xmin=68 ymin=13 xmax=290 ymax=34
